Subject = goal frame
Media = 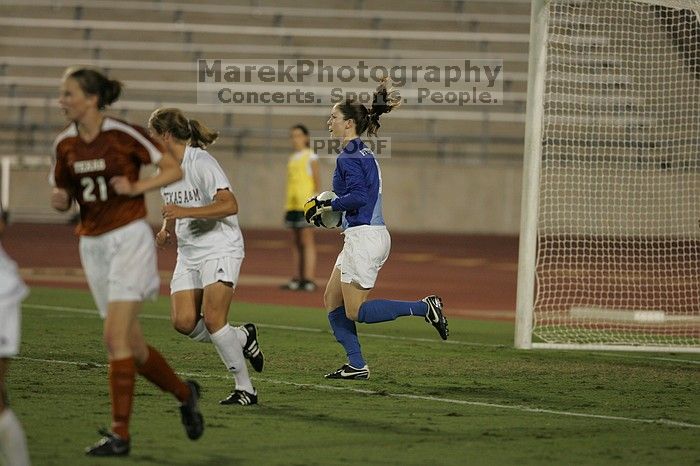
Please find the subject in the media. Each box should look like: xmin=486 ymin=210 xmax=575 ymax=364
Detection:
xmin=515 ymin=0 xmax=700 ymax=353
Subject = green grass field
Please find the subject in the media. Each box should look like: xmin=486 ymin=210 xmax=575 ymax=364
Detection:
xmin=9 ymin=287 xmax=700 ymax=465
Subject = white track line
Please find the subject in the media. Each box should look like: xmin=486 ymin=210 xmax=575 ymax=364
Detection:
xmin=22 ymin=303 xmax=505 ymax=347
xmin=592 ymin=353 xmax=700 ymax=365
xmin=24 ymin=303 xmax=700 ymax=361
xmin=23 ymin=304 xmax=700 ymax=362
xmin=14 ymin=356 xmax=699 ymax=429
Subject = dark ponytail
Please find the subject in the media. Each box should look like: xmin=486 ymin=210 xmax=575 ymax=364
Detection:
xmin=188 ymin=119 xmax=219 ymax=149
xmin=63 ymin=66 xmax=122 ymax=109
xmin=337 ymin=78 xmax=401 ymax=137
xmin=366 ymin=78 xmax=401 ymax=136
xmin=149 ymin=108 xmax=219 ymax=149
xmin=102 ymin=79 xmax=122 ymax=108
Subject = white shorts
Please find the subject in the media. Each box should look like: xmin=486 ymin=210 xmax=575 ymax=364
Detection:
xmin=0 ymin=248 xmax=29 ymax=357
xmin=0 ymin=290 xmax=28 ymax=358
xmin=170 ymin=255 xmax=243 ymax=294
xmin=334 ymin=225 xmax=391 ymax=289
xmin=79 ymin=219 xmax=160 ymax=318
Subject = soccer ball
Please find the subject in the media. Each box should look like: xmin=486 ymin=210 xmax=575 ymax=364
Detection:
xmin=316 ymin=191 xmax=342 ymax=229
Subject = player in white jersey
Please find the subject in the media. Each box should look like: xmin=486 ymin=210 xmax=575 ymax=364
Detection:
xmin=0 ymin=207 xmax=31 ymax=466
xmin=150 ymin=108 xmax=263 ymax=406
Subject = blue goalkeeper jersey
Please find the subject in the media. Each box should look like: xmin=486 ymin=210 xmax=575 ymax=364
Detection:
xmin=330 ymin=137 xmax=385 ymax=229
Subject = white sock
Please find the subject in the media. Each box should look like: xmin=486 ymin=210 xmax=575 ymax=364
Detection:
xmin=210 ymin=325 xmax=254 ymax=394
xmin=233 ymin=325 xmax=247 ymax=346
xmin=0 ymin=409 xmax=30 ymax=466
xmin=187 ymin=318 xmax=211 ymax=343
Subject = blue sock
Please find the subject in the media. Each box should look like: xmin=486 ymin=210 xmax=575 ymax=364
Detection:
xmin=357 ymin=300 xmax=428 ymax=324
xmin=328 ymin=306 xmax=366 ymax=368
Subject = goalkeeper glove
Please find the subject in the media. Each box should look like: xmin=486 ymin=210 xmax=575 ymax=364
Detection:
xmin=304 ymin=196 xmax=334 ymax=224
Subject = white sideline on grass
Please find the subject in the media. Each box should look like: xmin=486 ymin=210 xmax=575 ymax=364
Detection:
xmin=22 ymin=303 xmax=700 ymax=365
xmin=22 ymin=303 xmax=505 ymax=347
xmin=14 ymin=355 xmax=700 ymax=429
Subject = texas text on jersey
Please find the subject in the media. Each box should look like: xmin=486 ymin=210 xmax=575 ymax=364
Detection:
xmin=51 ymin=117 xmax=163 ymax=236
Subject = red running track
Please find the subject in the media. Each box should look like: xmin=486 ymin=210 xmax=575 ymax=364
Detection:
xmin=2 ymin=223 xmax=519 ymax=321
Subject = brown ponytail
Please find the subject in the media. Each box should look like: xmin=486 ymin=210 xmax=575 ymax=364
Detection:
xmin=63 ymin=66 xmax=122 ymax=110
xmin=337 ymin=77 xmax=401 ymax=137
xmin=188 ymin=119 xmax=219 ymax=149
xmin=149 ymin=108 xmax=219 ymax=149
xmin=366 ymin=78 xmax=401 ymax=137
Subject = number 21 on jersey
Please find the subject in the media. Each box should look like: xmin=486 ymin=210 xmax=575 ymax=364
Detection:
xmin=81 ymin=176 xmax=108 ymax=202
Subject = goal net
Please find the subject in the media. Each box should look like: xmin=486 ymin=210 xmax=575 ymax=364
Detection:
xmin=516 ymin=0 xmax=700 ymax=352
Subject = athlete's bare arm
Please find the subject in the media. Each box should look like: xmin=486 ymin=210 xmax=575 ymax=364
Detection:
xmin=111 ymin=150 xmax=182 ymax=196
xmin=162 ymin=189 xmax=238 ymax=220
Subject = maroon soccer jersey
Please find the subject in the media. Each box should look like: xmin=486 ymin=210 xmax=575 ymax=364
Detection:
xmin=52 ymin=117 xmax=163 ymax=236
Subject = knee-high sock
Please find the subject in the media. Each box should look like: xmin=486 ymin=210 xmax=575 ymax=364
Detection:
xmin=187 ymin=318 xmax=212 ymax=343
xmin=210 ymin=325 xmax=254 ymax=394
xmin=357 ymin=299 xmax=428 ymax=324
xmin=328 ymin=306 xmax=366 ymax=368
xmin=0 ymin=408 xmax=30 ymax=466
xmin=137 ymin=346 xmax=190 ymax=403
xmin=109 ymin=357 xmax=136 ymax=440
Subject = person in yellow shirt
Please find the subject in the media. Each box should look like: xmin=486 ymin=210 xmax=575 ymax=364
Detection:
xmin=283 ymin=124 xmax=321 ymax=291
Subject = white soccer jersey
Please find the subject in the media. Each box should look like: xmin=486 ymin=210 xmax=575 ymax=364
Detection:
xmin=161 ymin=146 xmax=244 ymax=266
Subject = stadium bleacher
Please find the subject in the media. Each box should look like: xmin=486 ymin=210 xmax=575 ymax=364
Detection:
xmin=4 ymin=0 xmax=672 ymax=232
xmin=0 ymin=0 xmax=531 ymax=163
xmin=0 ymin=0 xmax=540 ymax=229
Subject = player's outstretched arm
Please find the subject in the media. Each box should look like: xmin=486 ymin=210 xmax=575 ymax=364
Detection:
xmin=162 ymin=188 xmax=237 ymax=220
xmin=111 ymin=151 xmax=183 ymax=196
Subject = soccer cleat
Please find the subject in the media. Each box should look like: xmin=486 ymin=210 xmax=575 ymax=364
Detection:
xmin=423 ymin=295 xmax=449 ymax=340
xmin=300 ymin=280 xmax=317 ymax=292
xmin=241 ymin=323 xmax=264 ymax=372
xmin=85 ymin=428 xmax=130 ymax=456
xmin=324 ymin=364 xmax=370 ymax=380
xmin=280 ymin=279 xmax=301 ymax=290
xmin=179 ymin=380 xmax=204 ymax=440
xmin=220 ymin=389 xmax=258 ymax=406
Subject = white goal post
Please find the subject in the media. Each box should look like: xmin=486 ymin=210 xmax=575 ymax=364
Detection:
xmin=516 ymin=0 xmax=700 ymax=352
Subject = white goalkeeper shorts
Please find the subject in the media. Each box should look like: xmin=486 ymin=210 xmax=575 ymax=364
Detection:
xmin=79 ymin=219 xmax=160 ymax=318
xmin=170 ymin=255 xmax=243 ymax=294
xmin=334 ymin=225 xmax=391 ymax=289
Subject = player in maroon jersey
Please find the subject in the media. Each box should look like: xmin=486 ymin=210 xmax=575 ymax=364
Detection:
xmin=50 ymin=66 xmax=204 ymax=456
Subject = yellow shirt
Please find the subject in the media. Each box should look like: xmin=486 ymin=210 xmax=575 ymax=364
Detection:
xmin=285 ymin=148 xmax=318 ymax=211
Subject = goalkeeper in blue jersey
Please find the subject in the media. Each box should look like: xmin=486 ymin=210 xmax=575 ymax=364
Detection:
xmin=304 ymin=78 xmax=449 ymax=380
